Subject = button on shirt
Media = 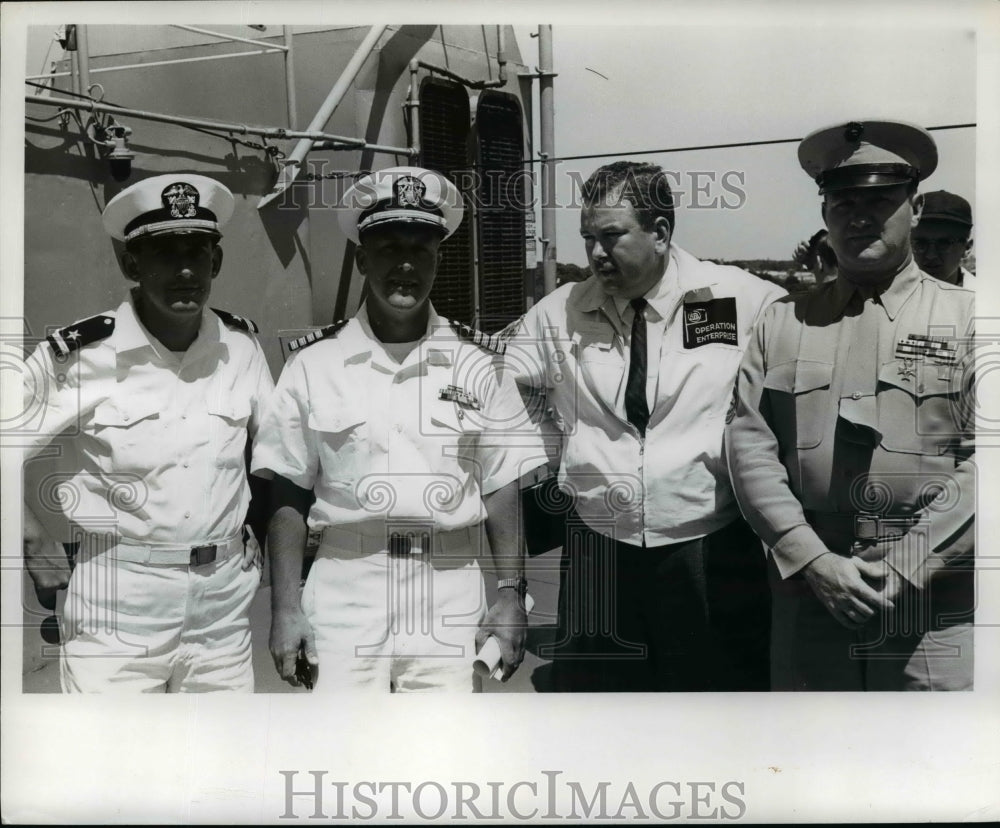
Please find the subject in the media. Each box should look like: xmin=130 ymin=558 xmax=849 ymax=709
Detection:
xmin=510 ymin=244 xmax=785 ymax=546
xmin=251 ymin=305 xmax=546 ymax=533
xmin=22 ymin=292 xmax=274 ymax=545
xmin=725 ymin=262 xmax=975 ymax=588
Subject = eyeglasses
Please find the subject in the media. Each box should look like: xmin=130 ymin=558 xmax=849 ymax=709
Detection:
xmin=912 ymin=237 xmax=967 ymax=253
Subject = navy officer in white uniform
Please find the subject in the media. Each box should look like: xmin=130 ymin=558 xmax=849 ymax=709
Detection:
xmin=252 ymin=166 xmax=546 ymax=692
xmin=22 ymin=173 xmax=273 ymax=692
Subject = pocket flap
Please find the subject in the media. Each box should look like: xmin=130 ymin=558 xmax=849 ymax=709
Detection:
xmin=428 ymin=400 xmax=485 ymax=435
xmin=307 ymin=408 xmax=366 ymax=434
xmin=208 ymin=399 xmax=251 ymax=423
xmin=763 ymin=360 xmax=833 ymax=394
xmin=878 ymin=360 xmax=958 ymax=397
xmin=92 ymin=400 xmax=161 ymax=427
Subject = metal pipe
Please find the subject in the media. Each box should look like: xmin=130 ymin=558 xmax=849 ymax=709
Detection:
xmin=312 ymin=139 xmax=417 ymax=155
xmin=496 ymin=25 xmax=507 ymax=86
xmin=75 ymin=24 xmax=91 ymax=93
xmin=171 ymin=24 xmax=289 ymax=51
xmin=258 ymin=24 xmax=388 ymax=209
xmin=24 ymin=93 xmax=413 ymax=154
xmin=416 ymin=59 xmax=506 ymax=90
xmin=26 ymin=48 xmax=286 ymax=81
xmin=406 ymin=59 xmax=421 ymax=157
xmin=414 ymin=25 xmax=507 ymax=91
xmin=67 ymin=25 xmax=79 ymax=97
xmin=283 ymin=26 xmax=298 ymax=130
xmin=538 ymin=25 xmax=557 ymax=296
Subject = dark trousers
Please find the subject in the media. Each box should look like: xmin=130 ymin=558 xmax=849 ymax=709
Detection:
xmin=545 ymin=515 xmax=770 ymax=692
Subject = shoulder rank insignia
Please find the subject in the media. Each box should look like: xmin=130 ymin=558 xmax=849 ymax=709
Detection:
xmin=212 ymin=308 xmax=259 ymax=333
xmin=287 ymin=319 xmax=349 ymax=353
xmin=439 ymin=384 xmax=482 ymax=410
xmin=449 ymin=319 xmax=508 ymax=355
xmin=46 ymin=314 xmax=115 ymax=358
xmin=895 ymin=334 xmax=957 ymax=365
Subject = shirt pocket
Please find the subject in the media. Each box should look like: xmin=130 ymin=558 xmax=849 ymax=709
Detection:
xmin=428 ymin=400 xmax=487 ymax=438
xmin=207 ymin=398 xmax=252 ymax=468
xmin=91 ymin=399 xmax=162 ymax=473
xmin=573 ymin=325 xmax=619 ymax=364
xmin=762 ymin=359 xmax=834 ymax=449
xmin=307 ymin=408 xmax=367 ymax=472
xmin=876 ymin=360 xmax=963 ymax=455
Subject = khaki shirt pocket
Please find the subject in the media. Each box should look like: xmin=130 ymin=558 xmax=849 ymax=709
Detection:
xmin=762 ymin=359 xmax=834 ymax=449
xmin=876 ymin=360 xmax=963 ymax=454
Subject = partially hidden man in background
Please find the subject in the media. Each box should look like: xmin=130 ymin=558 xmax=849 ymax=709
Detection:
xmin=911 ymin=189 xmax=975 ymax=289
xmin=22 ymin=174 xmax=273 ymax=692
xmin=725 ymin=120 xmax=975 ymax=690
xmin=253 ymin=167 xmax=546 ymax=692
xmin=509 ymin=161 xmax=785 ymax=691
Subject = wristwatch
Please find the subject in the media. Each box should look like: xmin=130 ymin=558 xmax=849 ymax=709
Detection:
xmin=497 ymin=576 xmax=528 ymax=598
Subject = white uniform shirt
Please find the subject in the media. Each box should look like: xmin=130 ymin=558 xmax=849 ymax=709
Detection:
xmin=251 ymin=304 xmax=547 ymax=533
xmin=23 ymin=292 xmax=274 ymax=545
xmin=510 ymin=243 xmax=785 ymax=546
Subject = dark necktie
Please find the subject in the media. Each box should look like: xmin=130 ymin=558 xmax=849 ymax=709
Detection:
xmin=625 ymin=297 xmax=650 ymax=436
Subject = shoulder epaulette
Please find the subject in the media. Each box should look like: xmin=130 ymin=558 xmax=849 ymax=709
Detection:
xmin=46 ymin=314 xmax=115 ymax=358
xmin=449 ymin=319 xmax=508 ymax=355
xmin=212 ymin=307 xmax=259 ymax=333
xmin=287 ymin=319 xmax=349 ymax=352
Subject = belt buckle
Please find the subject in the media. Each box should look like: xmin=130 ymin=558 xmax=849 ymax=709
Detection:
xmin=190 ymin=544 xmax=218 ymax=566
xmin=388 ymin=534 xmax=412 ymax=556
xmin=854 ymin=514 xmax=880 ymax=541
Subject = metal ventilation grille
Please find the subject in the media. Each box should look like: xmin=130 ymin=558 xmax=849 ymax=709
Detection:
xmin=476 ymin=93 xmax=526 ymax=333
xmin=419 ymin=78 xmax=474 ymax=325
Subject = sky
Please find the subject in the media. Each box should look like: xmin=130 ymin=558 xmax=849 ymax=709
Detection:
xmin=510 ymin=17 xmax=977 ymax=264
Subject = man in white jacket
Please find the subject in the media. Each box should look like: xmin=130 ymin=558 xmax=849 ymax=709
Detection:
xmin=509 ymin=161 xmax=784 ymax=691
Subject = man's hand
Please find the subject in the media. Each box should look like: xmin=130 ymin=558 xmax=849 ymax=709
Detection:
xmin=23 ymin=507 xmax=71 ymax=610
xmin=475 ymin=590 xmax=527 ymax=681
xmin=852 ymin=550 xmax=905 ymax=604
xmin=241 ymin=524 xmax=263 ymax=576
xmin=269 ymin=605 xmax=318 ymax=688
xmin=802 ymin=552 xmax=895 ymax=629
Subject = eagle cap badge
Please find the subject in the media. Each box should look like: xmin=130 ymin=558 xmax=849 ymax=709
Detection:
xmin=161 ymin=182 xmax=200 ymax=219
xmin=394 ymin=175 xmax=426 ymax=209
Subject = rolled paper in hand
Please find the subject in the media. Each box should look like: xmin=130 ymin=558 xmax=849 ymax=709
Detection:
xmin=473 ymin=593 xmax=534 ymax=680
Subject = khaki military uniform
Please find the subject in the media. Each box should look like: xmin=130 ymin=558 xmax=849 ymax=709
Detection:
xmin=726 ymin=262 xmax=974 ymax=689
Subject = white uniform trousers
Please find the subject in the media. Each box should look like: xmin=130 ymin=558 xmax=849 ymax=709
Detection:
xmin=303 ymin=527 xmax=487 ymax=692
xmin=60 ymin=533 xmax=258 ymax=693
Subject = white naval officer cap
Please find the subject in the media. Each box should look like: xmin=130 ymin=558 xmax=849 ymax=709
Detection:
xmin=102 ymin=173 xmax=235 ymax=243
xmin=798 ymin=119 xmax=938 ymax=194
xmin=337 ymin=166 xmax=464 ymax=243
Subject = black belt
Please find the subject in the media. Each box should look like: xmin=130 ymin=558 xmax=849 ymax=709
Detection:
xmin=805 ymin=511 xmax=922 ymax=542
xmin=190 ymin=544 xmax=220 ymax=566
xmin=387 ymin=532 xmax=431 ymax=556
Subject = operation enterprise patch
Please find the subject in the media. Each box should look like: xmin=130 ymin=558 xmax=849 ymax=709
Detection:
xmin=682 ymin=297 xmax=738 ymax=349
